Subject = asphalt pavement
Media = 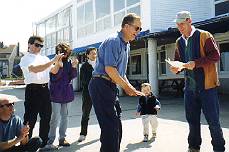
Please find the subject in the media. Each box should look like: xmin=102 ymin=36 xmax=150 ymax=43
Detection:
xmin=0 ymin=86 xmax=228 ymax=152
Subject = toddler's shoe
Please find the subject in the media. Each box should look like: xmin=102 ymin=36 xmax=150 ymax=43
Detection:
xmin=143 ymin=135 xmax=148 ymax=142
xmin=152 ymin=133 xmax=157 ymax=138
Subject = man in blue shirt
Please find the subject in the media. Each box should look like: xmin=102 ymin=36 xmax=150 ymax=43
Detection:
xmin=0 ymin=94 xmax=42 ymax=152
xmin=89 ymin=13 xmax=144 ymax=152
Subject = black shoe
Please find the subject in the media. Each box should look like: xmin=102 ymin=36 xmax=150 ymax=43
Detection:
xmin=59 ymin=139 xmax=70 ymax=147
xmin=187 ymin=148 xmax=200 ymax=152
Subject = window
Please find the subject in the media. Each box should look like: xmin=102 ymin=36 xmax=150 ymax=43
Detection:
xmin=46 ymin=16 xmax=56 ymax=34
xmin=113 ymin=0 xmax=141 ymax=26
xmin=36 ymin=23 xmax=45 ymax=37
xmin=127 ymin=0 xmax=140 ymax=7
xmin=96 ymin=19 xmax=103 ymax=32
xmin=104 ymin=16 xmax=111 ymax=29
xmin=130 ymin=54 xmax=141 ymax=75
xmin=215 ymin=0 xmax=229 ymax=16
xmin=114 ymin=11 xmax=125 ymax=26
xmin=51 ymin=33 xmax=56 ymax=47
xmin=57 ymin=8 xmax=71 ymax=30
xmin=77 ymin=1 xmax=94 ymax=38
xmin=95 ymin=0 xmax=110 ymax=19
xmin=127 ymin=5 xmax=141 ymax=16
xmin=77 ymin=0 xmax=84 ymax=3
xmin=95 ymin=0 xmax=111 ymax=32
xmin=114 ymin=0 xmax=125 ymax=12
xmin=219 ymin=43 xmax=229 ymax=72
xmin=77 ymin=5 xmax=84 ymax=27
xmin=85 ymin=2 xmax=93 ymax=24
xmin=77 ymin=2 xmax=94 ymax=26
xmin=45 ymin=33 xmax=56 ymax=49
xmin=63 ymin=28 xmax=70 ymax=42
xmin=158 ymin=51 xmax=166 ymax=75
xmin=57 ymin=30 xmax=63 ymax=43
xmin=84 ymin=23 xmax=94 ymax=35
xmin=96 ymin=15 xmax=111 ymax=32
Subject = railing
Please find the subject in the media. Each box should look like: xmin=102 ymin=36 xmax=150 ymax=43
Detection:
xmin=159 ymin=78 xmax=184 ymax=96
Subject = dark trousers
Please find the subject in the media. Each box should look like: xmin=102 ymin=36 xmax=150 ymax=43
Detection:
xmin=3 ymin=137 xmax=42 ymax=152
xmin=80 ymin=90 xmax=93 ymax=136
xmin=89 ymin=77 xmax=122 ymax=152
xmin=24 ymin=84 xmax=52 ymax=146
xmin=184 ymin=88 xmax=225 ymax=151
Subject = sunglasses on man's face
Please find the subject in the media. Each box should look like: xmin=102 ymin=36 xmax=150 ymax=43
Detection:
xmin=34 ymin=43 xmax=44 ymax=48
xmin=128 ymin=24 xmax=142 ymax=32
xmin=0 ymin=103 xmax=14 ymax=108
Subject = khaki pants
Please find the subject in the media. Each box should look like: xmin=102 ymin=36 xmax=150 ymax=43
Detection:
xmin=141 ymin=114 xmax=158 ymax=136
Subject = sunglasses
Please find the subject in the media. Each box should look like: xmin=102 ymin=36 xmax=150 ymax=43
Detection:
xmin=128 ymin=24 xmax=142 ymax=32
xmin=34 ymin=43 xmax=44 ymax=48
xmin=0 ymin=103 xmax=14 ymax=108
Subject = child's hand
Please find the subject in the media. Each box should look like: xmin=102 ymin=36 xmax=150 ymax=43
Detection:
xmin=136 ymin=112 xmax=140 ymax=116
xmin=154 ymin=105 xmax=160 ymax=111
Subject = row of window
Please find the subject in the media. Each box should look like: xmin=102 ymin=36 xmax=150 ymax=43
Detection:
xmin=215 ymin=0 xmax=229 ymax=16
xmin=45 ymin=27 xmax=72 ymax=48
xmin=127 ymin=42 xmax=229 ymax=79
xmin=36 ymin=0 xmax=228 ymax=57
xmin=77 ymin=0 xmax=140 ymax=38
xmin=36 ymin=8 xmax=72 ymax=36
xmin=36 ymin=7 xmax=73 ymax=55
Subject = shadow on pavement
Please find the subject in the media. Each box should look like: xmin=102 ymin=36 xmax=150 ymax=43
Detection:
xmin=45 ymin=138 xmax=100 ymax=152
xmin=1 ymin=87 xmax=229 ymax=129
xmin=123 ymin=137 xmax=156 ymax=152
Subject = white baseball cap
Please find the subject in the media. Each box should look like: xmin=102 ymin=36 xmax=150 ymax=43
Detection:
xmin=174 ymin=11 xmax=191 ymax=23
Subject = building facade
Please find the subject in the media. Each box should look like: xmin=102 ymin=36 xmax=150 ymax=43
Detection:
xmin=35 ymin=0 xmax=229 ymax=95
xmin=0 ymin=44 xmax=20 ymax=78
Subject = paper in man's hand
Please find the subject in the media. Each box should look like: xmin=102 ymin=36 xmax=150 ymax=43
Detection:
xmin=165 ymin=58 xmax=185 ymax=71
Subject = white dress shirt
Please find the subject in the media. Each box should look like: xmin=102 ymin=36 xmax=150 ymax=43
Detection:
xmin=181 ymin=26 xmax=196 ymax=46
xmin=88 ymin=59 xmax=96 ymax=69
xmin=19 ymin=53 xmax=51 ymax=84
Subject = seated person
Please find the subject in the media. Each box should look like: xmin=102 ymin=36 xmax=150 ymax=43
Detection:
xmin=0 ymin=94 xmax=42 ymax=152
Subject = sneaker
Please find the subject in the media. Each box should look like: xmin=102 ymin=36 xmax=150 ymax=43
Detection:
xmin=143 ymin=135 xmax=148 ymax=142
xmin=77 ymin=135 xmax=86 ymax=142
xmin=39 ymin=144 xmax=58 ymax=151
xmin=187 ymin=148 xmax=200 ymax=152
xmin=59 ymin=139 xmax=70 ymax=147
xmin=152 ymin=133 xmax=157 ymax=138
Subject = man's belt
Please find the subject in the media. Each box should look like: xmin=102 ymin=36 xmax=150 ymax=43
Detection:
xmin=93 ymin=74 xmax=113 ymax=82
xmin=27 ymin=83 xmax=48 ymax=88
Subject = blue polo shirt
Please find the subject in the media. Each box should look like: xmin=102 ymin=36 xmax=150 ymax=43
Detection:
xmin=93 ymin=31 xmax=130 ymax=77
xmin=0 ymin=115 xmax=23 ymax=142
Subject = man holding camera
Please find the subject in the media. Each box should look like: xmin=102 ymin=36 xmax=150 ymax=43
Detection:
xmin=19 ymin=36 xmax=62 ymax=147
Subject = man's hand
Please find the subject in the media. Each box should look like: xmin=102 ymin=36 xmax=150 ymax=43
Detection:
xmin=170 ymin=66 xmax=181 ymax=74
xmin=18 ymin=124 xmax=29 ymax=141
xmin=18 ymin=122 xmax=30 ymax=146
xmin=183 ymin=61 xmax=195 ymax=70
xmin=57 ymin=58 xmax=63 ymax=67
xmin=52 ymin=53 xmax=64 ymax=65
xmin=123 ymin=85 xmax=145 ymax=96
xmin=0 ymin=123 xmax=29 ymax=150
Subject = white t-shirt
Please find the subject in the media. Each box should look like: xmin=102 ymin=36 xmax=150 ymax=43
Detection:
xmin=19 ymin=53 xmax=51 ymax=84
